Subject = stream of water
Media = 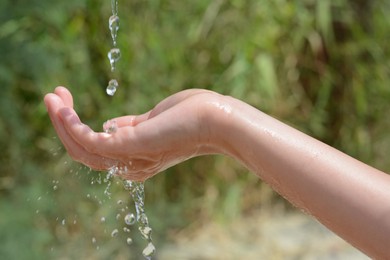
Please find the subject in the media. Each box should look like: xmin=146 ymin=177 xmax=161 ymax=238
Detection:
xmin=106 ymin=0 xmax=121 ymax=96
xmin=104 ymin=118 xmax=156 ymax=259
xmin=104 ymin=2 xmax=156 ymax=258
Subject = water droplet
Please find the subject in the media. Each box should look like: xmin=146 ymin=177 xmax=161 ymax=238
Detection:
xmin=123 ymin=180 xmax=131 ymax=190
xmin=111 ymin=229 xmax=119 ymax=237
xmin=108 ymin=48 xmax=121 ymax=71
xmin=106 ymin=79 xmax=118 ymax=96
xmin=116 ymin=213 xmax=121 ymax=220
xmin=139 ymin=226 xmax=152 ymax=240
xmin=104 ymin=182 xmax=112 ymax=197
xmin=139 ymin=213 xmax=149 ymax=226
xmin=123 ymin=227 xmax=131 ymax=233
xmin=117 ymin=199 xmax=123 ymax=205
xmin=104 ymin=120 xmax=118 ymax=134
xmin=124 ymin=213 xmax=136 ymax=226
xmin=92 ymin=237 xmax=97 ymax=244
xmin=126 ymin=237 xmax=133 ymax=245
xmin=61 ymin=219 xmax=66 ymax=225
xmin=53 ymin=185 xmax=58 ymax=191
xmin=142 ymin=242 xmax=156 ymax=259
xmin=109 ymin=15 xmax=120 ymax=46
xmin=100 ymin=217 xmax=106 ymax=223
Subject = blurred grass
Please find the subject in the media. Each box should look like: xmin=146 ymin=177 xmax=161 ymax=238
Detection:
xmin=0 ymin=0 xmax=390 ymax=258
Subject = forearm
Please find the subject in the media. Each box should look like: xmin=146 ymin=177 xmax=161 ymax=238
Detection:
xmin=207 ymin=95 xmax=390 ymax=258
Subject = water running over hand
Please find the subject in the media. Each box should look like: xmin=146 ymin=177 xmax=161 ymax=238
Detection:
xmin=104 ymin=122 xmax=156 ymax=259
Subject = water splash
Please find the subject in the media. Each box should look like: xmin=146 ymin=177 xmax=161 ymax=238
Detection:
xmin=123 ymin=180 xmax=156 ymax=259
xmin=98 ymin=165 xmax=156 ymax=259
xmin=103 ymin=169 xmax=115 ymax=197
xmin=104 ymin=0 xmax=156 ymax=245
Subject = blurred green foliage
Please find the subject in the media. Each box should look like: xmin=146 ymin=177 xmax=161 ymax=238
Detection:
xmin=0 ymin=0 xmax=389 ymax=259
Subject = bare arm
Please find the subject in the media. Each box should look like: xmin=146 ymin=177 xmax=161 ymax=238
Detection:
xmin=207 ymin=95 xmax=390 ymax=258
xmin=45 ymin=87 xmax=390 ymax=258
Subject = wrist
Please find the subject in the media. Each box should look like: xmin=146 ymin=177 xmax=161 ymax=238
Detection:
xmin=201 ymin=94 xmax=269 ymax=173
xmin=199 ymin=94 xmax=246 ymax=157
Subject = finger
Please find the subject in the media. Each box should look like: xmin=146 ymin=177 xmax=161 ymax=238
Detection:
xmin=59 ymin=106 xmax=123 ymax=156
xmin=54 ymin=86 xmax=73 ymax=108
xmin=107 ymin=112 xmax=151 ymax=128
xmin=148 ymin=89 xmax=210 ymax=119
xmin=60 ymin=105 xmax=160 ymax=159
xmin=44 ymin=93 xmax=70 ymax=147
xmin=45 ymin=94 xmax=115 ymax=170
xmin=60 ymin=89 xmax=208 ymax=159
xmin=107 ymin=89 xmax=210 ymax=129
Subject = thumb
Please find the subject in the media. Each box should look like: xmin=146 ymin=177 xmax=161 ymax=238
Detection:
xmin=104 ymin=111 xmax=151 ymax=131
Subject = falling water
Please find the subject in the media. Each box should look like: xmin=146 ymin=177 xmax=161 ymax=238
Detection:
xmin=107 ymin=0 xmax=121 ymax=96
xmin=104 ymin=120 xmax=156 ymax=259
xmin=102 ymin=2 xmax=156 ymax=256
xmin=123 ymin=180 xmax=156 ymax=259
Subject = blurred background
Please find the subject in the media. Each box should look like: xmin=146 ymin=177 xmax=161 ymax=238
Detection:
xmin=0 ymin=0 xmax=389 ymax=259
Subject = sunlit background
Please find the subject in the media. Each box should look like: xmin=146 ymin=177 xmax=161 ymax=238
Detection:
xmin=1 ymin=0 xmax=389 ymax=259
